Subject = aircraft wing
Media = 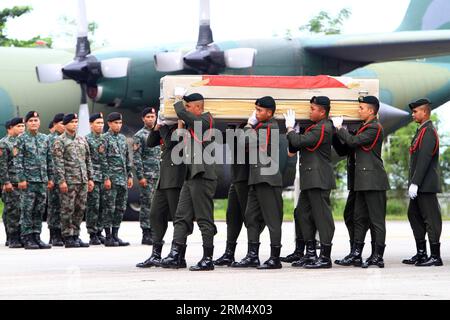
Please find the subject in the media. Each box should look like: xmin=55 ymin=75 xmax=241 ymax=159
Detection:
xmin=303 ymin=30 xmax=450 ymax=63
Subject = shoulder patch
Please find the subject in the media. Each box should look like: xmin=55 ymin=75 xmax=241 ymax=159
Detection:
xmin=13 ymin=147 xmax=18 ymax=157
xmin=133 ymin=143 xmax=140 ymax=151
xmin=98 ymin=144 xmax=105 ymax=154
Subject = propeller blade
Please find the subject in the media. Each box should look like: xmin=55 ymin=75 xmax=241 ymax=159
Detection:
xmin=224 ymin=48 xmax=257 ymax=68
xmin=35 ymin=64 xmax=64 ymax=83
xmin=77 ymin=103 xmax=91 ymax=137
xmin=154 ymin=52 xmax=184 ymax=72
xmin=75 ymin=0 xmax=90 ymax=58
xmin=77 ymin=84 xmax=90 ymax=137
xmin=197 ymin=0 xmax=213 ymax=48
xmin=100 ymin=58 xmax=130 ymax=78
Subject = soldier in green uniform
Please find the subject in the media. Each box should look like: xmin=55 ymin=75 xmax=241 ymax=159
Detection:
xmin=160 ymin=92 xmax=218 ymax=271
xmin=332 ymin=96 xmax=390 ymax=268
xmin=332 ymin=130 xmax=377 ymax=266
xmin=136 ymin=115 xmax=185 ymax=268
xmin=132 ymin=107 xmax=161 ymax=245
xmin=403 ymin=98 xmax=443 ymax=267
xmin=15 ymin=111 xmax=53 ymax=249
xmin=86 ymin=113 xmax=108 ymax=245
xmin=283 ymin=96 xmax=336 ymax=269
xmin=214 ymin=122 xmax=249 ymax=267
xmin=231 ymin=96 xmax=284 ymax=270
xmin=1 ymin=120 xmax=12 ymax=246
xmin=102 ymin=112 xmax=133 ymax=247
xmin=53 ymin=114 xmax=94 ymax=248
xmin=47 ymin=113 xmax=65 ymax=246
xmin=0 ymin=117 xmax=25 ymax=248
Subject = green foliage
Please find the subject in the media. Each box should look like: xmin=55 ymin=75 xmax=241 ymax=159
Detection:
xmin=0 ymin=6 xmax=52 ymax=48
xmin=54 ymin=16 xmax=105 ymax=48
xmin=299 ymin=8 xmax=351 ymax=35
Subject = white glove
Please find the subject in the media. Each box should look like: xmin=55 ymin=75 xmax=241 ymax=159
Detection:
xmin=331 ymin=116 xmax=344 ymax=129
xmin=283 ymin=109 xmax=296 ymax=129
xmin=174 ymin=87 xmax=187 ymax=98
xmin=408 ymin=184 xmax=418 ymax=200
xmin=157 ymin=113 xmax=166 ymax=126
xmin=247 ymin=111 xmax=258 ymax=126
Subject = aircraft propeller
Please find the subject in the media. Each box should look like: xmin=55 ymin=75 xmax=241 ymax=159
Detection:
xmin=154 ymin=0 xmax=257 ymax=74
xmin=35 ymin=0 xmax=130 ymax=136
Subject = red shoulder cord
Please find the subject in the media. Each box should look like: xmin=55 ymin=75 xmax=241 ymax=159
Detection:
xmin=255 ymin=122 xmax=271 ymax=152
xmin=356 ymin=123 xmax=382 ymax=152
xmin=185 ymin=115 xmax=213 ymax=145
xmin=304 ymin=123 xmax=325 ymax=152
xmin=409 ymin=127 xmax=439 ymax=156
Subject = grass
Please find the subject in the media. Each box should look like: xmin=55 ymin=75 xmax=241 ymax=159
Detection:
xmin=213 ymin=197 xmax=450 ymax=221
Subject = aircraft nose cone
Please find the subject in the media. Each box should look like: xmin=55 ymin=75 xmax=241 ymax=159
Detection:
xmin=379 ymin=102 xmax=411 ymax=134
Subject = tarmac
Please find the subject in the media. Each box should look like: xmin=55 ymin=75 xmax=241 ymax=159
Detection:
xmin=0 ymin=221 xmax=449 ymax=300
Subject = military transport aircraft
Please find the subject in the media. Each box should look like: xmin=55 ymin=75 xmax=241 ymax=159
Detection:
xmin=1 ymin=0 xmax=450 ymax=216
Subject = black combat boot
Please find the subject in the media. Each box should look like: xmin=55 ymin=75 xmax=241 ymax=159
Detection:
xmin=257 ymin=245 xmax=282 ymax=270
xmin=64 ymin=236 xmax=80 ymax=248
xmin=362 ymin=244 xmax=385 ymax=268
xmin=89 ymin=233 xmax=101 ymax=245
xmin=292 ymin=240 xmax=317 ymax=267
xmin=335 ymin=241 xmax=364 ymax=267
xmin=49 ymin=229 xmax=64 ymax=247
xmin=34 ymin=233 xmax=51 ymax=249
xmin=190 ymin=246 xmax=215 ymax=271
xmin=23 ymin=234 xmax=39 ymax=250
xmin=74 ymin=236 xmax=90 ymax=248
xmin=280 ymin=239 xmax=305 ymax=263
xmin=112 ymin=227 xmax=129 ymax=246
xmin=230 ymin=242 xmax=260 ymax=268
xmin=160 ymin=241 xmax=187 ymax=269
xmin=402 ymin=239 xmax=428 ymax=265
xmin=8 ymin=232 xmax=23 ymax=248
xmin=214 ymin=242 xmax=237 ymax=266
xmin=304 ymin=244 xmax=333 ymax=269
xmin=334 ymin=240 xmax=353 ymax=265
xmin=97 ymin=230 xmax=106 ymax=244
xmin=104 ymin=228 xmax=119 ymax=247
xmin=366 ymin=241 xmax=376 ymax=262
xmin=136 ymin=242 xmax=164 ymax=268
xmin=141 ymin=228 xmax=153 ymax=245
xmin=416 ymin=242 xmax=443 ymax=267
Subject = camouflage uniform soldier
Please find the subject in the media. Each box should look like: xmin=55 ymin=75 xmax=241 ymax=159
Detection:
xmin=133 ymin=107 xmax=160 ymax=245
xmin=1 ymin=120 xmax=12 ymax=246
xmin=15 ymin=111 xmax=53 ymax=250
xmin=103 ymin=112 xmax=133 ymax=247
xmin=86 ymin=113 xmax=108 ymax=245
xmin=53 ymin=114 xmax=94 ymax=248
xmin=47 ymin=113 xmax=65 ymax=246
xmin=1 ymin=118 xmax=25 ymax=248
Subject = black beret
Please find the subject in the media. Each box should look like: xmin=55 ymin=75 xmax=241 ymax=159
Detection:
xmin=358 ymin=95 xmax=380 ymax=112
xmin=183 ymin=93 xmax=204 ymax=103
xmin=358 ymin=95 xmax=379 ymax=106
xmin=409 ymin=98 xmax=432 ymax=110
xmin=5 ymin=120 xmax=11 ymax=129
xmin=142 ymin=107 xmax=157 ymax=117
xmin=310 ymin=96 xmax=331 ymax=113
xmin=25 ymin=111 xmax=39 ymax=122
xmin=107 ymin=112 xmax=122 ymax=122
xmin=255 ymin=96 xmax=276 ymax=111
xmin=52 ymin=113 xmax=65 ymax=123
xmin=63 ymin=113 xmax=78 ymax=125
xmin=89 ymin=112 xmax=104 ymax=123
xmin=310 ymin=96 xmax=331 ymax=107
xmin=10 ymin=117 xmax=24 ymax=127
xmin=48 ymin=121 xmax=54 ymax=129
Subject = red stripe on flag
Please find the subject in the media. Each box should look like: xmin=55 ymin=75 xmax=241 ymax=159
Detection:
xmin=202 ymin=75 xmax=347 ymax=89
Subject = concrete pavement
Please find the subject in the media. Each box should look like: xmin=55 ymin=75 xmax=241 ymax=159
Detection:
xmin=0 ymin=221 xmax=449 ymax=300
